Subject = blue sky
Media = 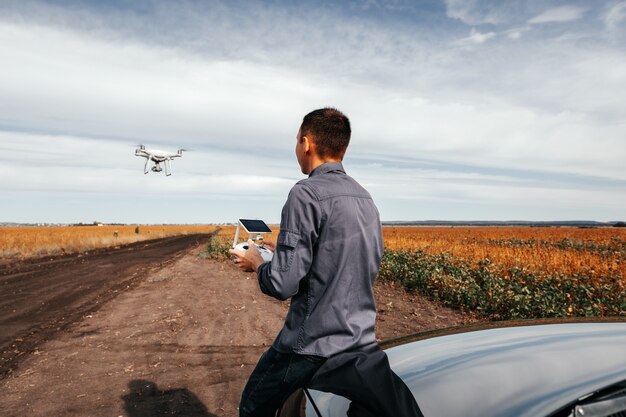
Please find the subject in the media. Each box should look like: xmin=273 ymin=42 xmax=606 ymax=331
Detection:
xmin=1 ymin=0 xmax=625 ymax=224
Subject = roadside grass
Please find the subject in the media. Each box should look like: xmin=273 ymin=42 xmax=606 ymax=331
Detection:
xmin=199 ymin=233 xmax=232 ymax=261
xmin=379 ymin=249 xmax=626 ymax=320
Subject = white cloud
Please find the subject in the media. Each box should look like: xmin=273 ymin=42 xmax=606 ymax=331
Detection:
xmin=353 ymin=162 xmax=626 ymax=221
xmin=0 ymin=21 xmax=321 ymax=151
xmin=456 ymin=28 xmax=497 ymax=45
xmin=355 ymin=0 xmax=415 ymax=12
xmin=2 ymin=17 xmax=625 ymax=183
xmin=605 ymin=1 xmax=626 ymax=31
xmin=504 ymin=26 xmax=531 ymax=39
xmin=350 ymin=93 xmax=626 ymax=182
xmin=444 ymin=0 xmax=501 ymax=25
xmin=0 ymin=130 xmax=299 ymax=223
xmin=443 ymin=0 xmax=532 ymax=26
xmin=528 ymin=5 xmax=586 ymax=24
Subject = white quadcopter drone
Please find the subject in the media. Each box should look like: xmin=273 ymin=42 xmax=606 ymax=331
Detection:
xmin=232 ymin=219 xmax=274 ymax=263
xmin=134 ymin=144 xmax=185 ymax=176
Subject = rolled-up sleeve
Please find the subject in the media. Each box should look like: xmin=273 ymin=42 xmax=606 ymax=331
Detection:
xmin=257 ymin=183 xmax=321 ymax=301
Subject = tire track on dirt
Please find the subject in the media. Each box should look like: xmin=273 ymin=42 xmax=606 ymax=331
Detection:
xmin=0 ymin=233 xmax=212 ymax=378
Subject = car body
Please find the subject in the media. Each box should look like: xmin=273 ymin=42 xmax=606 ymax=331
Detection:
xmin=280 ymin=318 xmax=626 ymax=417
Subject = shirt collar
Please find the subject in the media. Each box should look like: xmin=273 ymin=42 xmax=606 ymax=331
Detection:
xmin=308 ymin=161 xmax=345 ymax=177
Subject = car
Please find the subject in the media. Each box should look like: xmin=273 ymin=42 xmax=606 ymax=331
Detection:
xmin=279 ymin=318 xmax=626 ymax=417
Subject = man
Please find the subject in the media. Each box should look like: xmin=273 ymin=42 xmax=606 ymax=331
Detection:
xmin=229 ymin=108 xmax=384 ymax=417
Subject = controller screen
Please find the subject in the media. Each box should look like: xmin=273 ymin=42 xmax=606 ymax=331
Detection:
xmin=240 ymin=219 xmax=272 ymax=234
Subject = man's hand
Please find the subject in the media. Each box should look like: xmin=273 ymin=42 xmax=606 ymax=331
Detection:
xmin=262 ymin=240 xmax=276 ymax=252
xmin=228 ymin=239 xmax=265 ymax=273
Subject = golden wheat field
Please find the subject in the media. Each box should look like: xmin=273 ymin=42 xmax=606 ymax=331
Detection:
xmin=383 ymin=226 xmax=626 ymax=279
xmin=0 ymin=225 xmax=216 ymax=259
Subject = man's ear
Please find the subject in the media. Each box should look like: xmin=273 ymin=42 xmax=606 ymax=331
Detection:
xmin=302 ymin=135 xmax=311 ymax=154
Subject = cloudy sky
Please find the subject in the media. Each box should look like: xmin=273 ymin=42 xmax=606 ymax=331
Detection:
xmin=1 ymin=0 xmax=625 ymax=224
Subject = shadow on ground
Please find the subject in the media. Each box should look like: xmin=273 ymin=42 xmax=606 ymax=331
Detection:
xmin=122 ymin=380 xmax=218 ymax=417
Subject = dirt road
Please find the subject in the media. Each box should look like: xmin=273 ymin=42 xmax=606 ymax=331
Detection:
xmin=0 ymin=234 xmax=211 ymax=378
xmin=0 ymin=241 xmax=475 ymax=416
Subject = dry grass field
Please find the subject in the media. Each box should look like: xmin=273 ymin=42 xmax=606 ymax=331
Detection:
xmin=5 ymin=224 xmax=625 ymax=281
xmin=0 ymin=225 xmax=216 ymax=259
xmin=383 ymin=226 xmax=626 ymax=279
xmin=378 ymin=226 xmax=626 ymax=319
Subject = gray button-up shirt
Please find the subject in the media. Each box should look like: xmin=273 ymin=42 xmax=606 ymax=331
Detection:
xmin=257 ymin=162 xmax=384 ymax=357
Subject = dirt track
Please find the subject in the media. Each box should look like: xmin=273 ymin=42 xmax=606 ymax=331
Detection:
xmin=0 ymin=239 xmax=476 ymax=416
xmin=0 ymin=234 xmax=211 ymax=378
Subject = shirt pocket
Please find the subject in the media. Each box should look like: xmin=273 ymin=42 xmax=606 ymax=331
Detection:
xmin=273 ymin=230 xmax=299 ymax=272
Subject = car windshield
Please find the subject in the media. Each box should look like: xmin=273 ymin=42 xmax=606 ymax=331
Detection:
xmin=549 ymin=380 xmax=626 ymax=417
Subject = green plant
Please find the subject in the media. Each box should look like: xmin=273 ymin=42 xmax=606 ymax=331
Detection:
xmin=202 ymin=235 xmax=231 ymax=261
xmin=378 ymin=249 xmax=626 ymax=321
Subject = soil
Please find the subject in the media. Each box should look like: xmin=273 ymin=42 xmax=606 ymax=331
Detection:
xmin=0 ymin=234 xmax=212 ymax=379
xmin=0 ymin=239 xmax=477 ymax=417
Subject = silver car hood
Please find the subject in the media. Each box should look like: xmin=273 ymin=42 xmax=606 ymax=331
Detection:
xmin=308 ymin=321 xmax=626 ymax=417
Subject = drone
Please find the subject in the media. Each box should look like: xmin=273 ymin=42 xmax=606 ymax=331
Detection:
xmin=134 ymin=145 xmax=185 ymax=176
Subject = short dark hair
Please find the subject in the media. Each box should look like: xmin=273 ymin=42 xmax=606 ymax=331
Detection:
xmin=300 ymin=108 xmax=351 ymax=159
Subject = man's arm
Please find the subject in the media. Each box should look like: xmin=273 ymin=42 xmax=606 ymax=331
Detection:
xmin=257 ymin=183 xmax=321 ymax=301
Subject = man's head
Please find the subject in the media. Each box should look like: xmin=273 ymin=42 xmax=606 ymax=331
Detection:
xmin=296 ymin=108 xmax=351 ymax=174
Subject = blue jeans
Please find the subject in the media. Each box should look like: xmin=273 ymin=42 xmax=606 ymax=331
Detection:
xmin=239 ymin=347 xmax=326 ymax=417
